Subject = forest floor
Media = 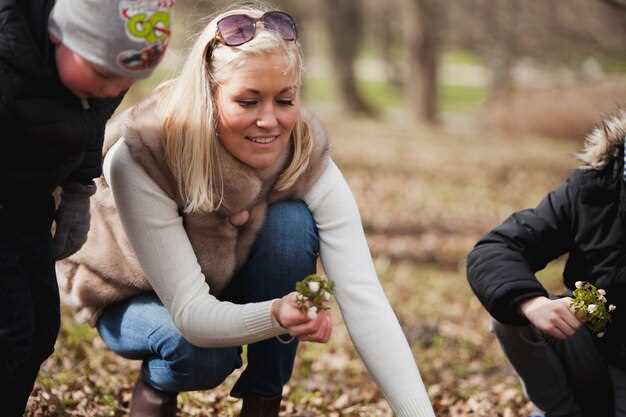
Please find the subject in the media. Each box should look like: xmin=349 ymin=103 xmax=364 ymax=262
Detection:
xmin=27 ymin=111 xmax=581 ymax=417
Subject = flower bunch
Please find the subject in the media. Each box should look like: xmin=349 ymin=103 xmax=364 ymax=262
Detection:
xmin=295 ymin=274 xmax=335 ymax=320
xmin=570 ymin=281 xmax=616 ymax=337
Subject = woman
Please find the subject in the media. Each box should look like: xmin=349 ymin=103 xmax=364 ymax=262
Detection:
xmin=57 ymin=4 xmax=435 ymax=417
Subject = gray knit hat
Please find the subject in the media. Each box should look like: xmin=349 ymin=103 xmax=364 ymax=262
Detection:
xmin=48 ymin=0 xmax=174 ymax=79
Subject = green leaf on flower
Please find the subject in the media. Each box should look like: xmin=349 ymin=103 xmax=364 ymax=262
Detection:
xmin=571 ymin=281 xmax=612 ymax=336
xmin=295 ymin=274 xmax=335 ymax=312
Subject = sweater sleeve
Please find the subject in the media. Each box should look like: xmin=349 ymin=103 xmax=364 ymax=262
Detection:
xmin=304 ymin=160 xmax=435 ymax=417
xmin=103 ymin=140 xmax=286 ymax=347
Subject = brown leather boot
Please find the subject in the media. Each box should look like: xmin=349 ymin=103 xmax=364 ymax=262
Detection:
xmin=129 ymin=378 xmax=178 ymax=417
xmin=239 ymin=394 xmax=282 ymax=417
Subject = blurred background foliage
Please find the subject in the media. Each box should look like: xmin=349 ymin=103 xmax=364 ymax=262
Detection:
xmin=125 ymin=0 xmax=626 ymax=140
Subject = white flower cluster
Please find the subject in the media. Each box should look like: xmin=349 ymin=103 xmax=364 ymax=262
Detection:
xmin=573 ymin=281 xmax=616 ymax=338
xmin=295 ymin=277 xmax=334 ymax=320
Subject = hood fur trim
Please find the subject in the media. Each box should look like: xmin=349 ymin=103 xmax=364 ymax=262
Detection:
xmin=578 ymin=110 xmax=626 ymax=170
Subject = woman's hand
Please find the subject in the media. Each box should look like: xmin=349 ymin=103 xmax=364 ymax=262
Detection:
xmin=272 ymin=292 xmax=332 ymax=343
xmin=519 ymin=296 xmax=582 ymax=340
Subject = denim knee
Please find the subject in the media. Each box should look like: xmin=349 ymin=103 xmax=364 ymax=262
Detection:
xmin=144 ymin=325 xmax=242 ymax=393
xmin=257 ymin=200 xmax=319 ymax=260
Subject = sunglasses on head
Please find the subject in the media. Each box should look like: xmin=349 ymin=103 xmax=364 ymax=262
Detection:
xmin=214 ymin=11 xmax=298 ymax=47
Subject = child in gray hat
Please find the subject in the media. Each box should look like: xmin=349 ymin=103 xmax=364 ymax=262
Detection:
xmin=0 ymin=0 xmax=173 ymax=414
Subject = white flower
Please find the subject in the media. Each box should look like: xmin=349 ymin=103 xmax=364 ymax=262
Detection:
xmin=598 ymin=332 xmax=605 ymax=338
xmin=599 ymin=295 xmax=607 ymax=303
xmin=307 ymin=281 xmax=320 ymax=293
xmin=323 ymin=291 xmax=331 ymax=301
xmin=575 ymin=281 xmax=583 ymax=288
xmin=610 ymin=304 xmax=617 ymax=312
xmin=598 ymin=289 xmax=606 ymax=296
xmin=307 ymin=306 xmax=318 ymax=320
xmin=587 ymin=304 xmax=598 ymax=313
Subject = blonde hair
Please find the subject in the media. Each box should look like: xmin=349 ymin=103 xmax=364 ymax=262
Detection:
xmin=159 ymin=3 xmax=312 ymax=213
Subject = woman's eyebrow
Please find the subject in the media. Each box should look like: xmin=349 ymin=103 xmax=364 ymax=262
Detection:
xmin=245 ymin=86 xmax=296 ymax=93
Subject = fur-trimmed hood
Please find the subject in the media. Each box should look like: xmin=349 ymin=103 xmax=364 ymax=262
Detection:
xmin=578 ymin=110 xmax=626 ymax=170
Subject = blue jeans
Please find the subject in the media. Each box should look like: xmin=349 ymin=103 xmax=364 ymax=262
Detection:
xmin=97 ymin=201 xmax=319 ymax=397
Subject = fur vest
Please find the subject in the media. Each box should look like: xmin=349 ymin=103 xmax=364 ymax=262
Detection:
xmin=56 ymin=92 xmax=330 ymax=325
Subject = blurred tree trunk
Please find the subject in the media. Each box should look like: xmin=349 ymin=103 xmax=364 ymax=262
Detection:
xmin=407 ymin=0 xmax=444 ymax=125
xmin=482 ymin=0 xmax=520 ymax=99
xmin=322 ymin=0 xmax=376 ymax=116
xmin=377 ymin=2 xmax=404 ymax=89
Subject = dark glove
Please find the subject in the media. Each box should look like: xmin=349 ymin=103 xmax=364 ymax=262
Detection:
xmin=53 ymin=181 xmax=96 ymax=260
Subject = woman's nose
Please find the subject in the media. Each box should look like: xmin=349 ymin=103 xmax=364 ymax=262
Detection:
xmin=255 ymin=105 xmax=278 ymax=128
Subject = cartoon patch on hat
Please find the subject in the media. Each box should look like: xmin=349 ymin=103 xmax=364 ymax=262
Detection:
xmin=117 ymin=0 xmax=174 ymax=72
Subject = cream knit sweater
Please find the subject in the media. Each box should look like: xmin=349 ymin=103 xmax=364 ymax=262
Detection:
xmin=104 ymin=140 xmax=435 ymax=417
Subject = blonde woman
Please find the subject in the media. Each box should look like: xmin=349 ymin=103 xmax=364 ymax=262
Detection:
xmin=57 ymin=3 xmax=436 ymax=417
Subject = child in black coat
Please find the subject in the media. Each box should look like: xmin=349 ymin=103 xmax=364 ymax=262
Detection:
xmin=0 ymin=0 xmax=173 ymax=414
xmin=468 ymin=111 xmax=626 ymax=417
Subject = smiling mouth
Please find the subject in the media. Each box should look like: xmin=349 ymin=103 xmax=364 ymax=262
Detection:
xmin=246 ymin=135 xmax=279 ymax=144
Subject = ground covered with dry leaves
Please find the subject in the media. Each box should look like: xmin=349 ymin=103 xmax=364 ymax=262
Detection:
xmin=27 ymin=112 xmax=580 ymax=416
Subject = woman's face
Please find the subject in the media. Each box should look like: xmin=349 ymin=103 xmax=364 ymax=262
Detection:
xmin=216 ymin=53 xmax=300 ymax=171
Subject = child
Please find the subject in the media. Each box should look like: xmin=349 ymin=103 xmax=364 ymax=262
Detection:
xmin=0 ymin=0 xmax=173 ymax=414
xmin=467 ymin=111 xmax=626 ymax=417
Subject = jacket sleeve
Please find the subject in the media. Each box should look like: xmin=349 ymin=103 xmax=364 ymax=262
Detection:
xmin=66 ymin=97 xmax=123 ymax=184
xmin=467 ymin=174 xmax=578 ymax=325
xmin=0 ymin=0 xmax=30 ymax=124
xmin=0 ymin=42 xmax=23 ymax=125
xmin=0 ymin=63 xmax=16 ymax=122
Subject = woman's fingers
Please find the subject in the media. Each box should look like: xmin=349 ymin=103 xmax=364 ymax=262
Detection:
xmin=288 ymin=310 xmax=326 ymax=336
xmin=311 ymin=312 xmax=332 ymax=342
xmin=292 ymin=311 xmax=332 ymax=342
xmin=275 ymin=292 xmax=312 ymax=327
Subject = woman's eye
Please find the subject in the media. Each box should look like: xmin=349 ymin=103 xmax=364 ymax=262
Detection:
xmin=238 ymin=100 xmax=257 ymax=108
xmin=277 ymin=98 xmax=294 ymax=106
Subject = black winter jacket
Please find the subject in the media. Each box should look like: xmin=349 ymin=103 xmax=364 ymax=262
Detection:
xmin=0 ymin=0 xmax=123 ymax=198
xmin=467 ymin=111 xmax=626 ymax=369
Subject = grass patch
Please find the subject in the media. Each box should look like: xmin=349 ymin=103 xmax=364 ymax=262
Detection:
xmin=306 ymin=75 xmax=486 ymax=113
xmin=443 ymin=49 xmax=484 ymax=66
xmin=599 ymin=56 xmax=626 ymax=74
xmin=439 ymin=84 xmax=487 ymax=112
xmin=304 ymin=76 xmax=402 ymax=111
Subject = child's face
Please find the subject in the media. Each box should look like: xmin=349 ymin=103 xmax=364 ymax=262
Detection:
xmin=216 ymin=53 xmax=299 ymax=171
xmin=54 ymin=41 xmax=136 ymax=99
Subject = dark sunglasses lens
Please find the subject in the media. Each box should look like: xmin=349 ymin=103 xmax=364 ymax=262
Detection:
xmin=217 ymin=15 xmax=256 ymax=46
xmin=262 ymin=12 xmax=297 ymax=41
